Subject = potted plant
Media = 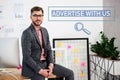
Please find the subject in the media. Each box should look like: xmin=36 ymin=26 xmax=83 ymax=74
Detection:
xmin=90 ymin=31 xmax=120 ymax=80
xmin=91 ymin=31 xmax=119 ymax=60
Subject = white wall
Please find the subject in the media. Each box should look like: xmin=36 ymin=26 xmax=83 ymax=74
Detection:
xmin=0 ymin=0 xmax=103 ymax=41
xmin=103 ymin=0 xmax=120 ymax=51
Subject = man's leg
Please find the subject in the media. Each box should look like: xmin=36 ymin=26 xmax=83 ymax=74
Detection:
xmin=52 ymin=64 xmax=74 ymax=80
xmin=31 ymin=61 xmax=47 ymax=80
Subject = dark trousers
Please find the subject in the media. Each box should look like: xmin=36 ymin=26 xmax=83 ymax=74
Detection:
xmin=31 ymin=62 xmax=74 ymax=80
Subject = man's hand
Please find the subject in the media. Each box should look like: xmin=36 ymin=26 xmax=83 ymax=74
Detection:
xmin=38 ymin=69 xmax=49 ymax=77
xmin=48 ymin=64 xmax=53 ymax=76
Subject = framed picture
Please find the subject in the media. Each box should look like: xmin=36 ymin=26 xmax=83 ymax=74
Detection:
xmin=53 ymin=38 xmax=90 ymax=80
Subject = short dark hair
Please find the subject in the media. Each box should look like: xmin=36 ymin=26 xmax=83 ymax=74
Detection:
xmin=31 ymin=6 xmax=44 ymax=15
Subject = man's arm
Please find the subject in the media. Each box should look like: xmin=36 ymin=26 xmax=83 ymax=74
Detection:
xmin=21 ymin=31 xmax=41 ymax=73
xmin=45 ymin=28 xmax=54 ymax=75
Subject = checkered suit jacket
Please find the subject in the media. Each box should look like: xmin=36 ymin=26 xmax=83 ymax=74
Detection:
xmin=21 ymin=24 xmax=53 ymax=77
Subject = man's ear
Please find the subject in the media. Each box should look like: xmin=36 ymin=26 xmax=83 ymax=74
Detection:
xmin=30 ymin=16 xmax=32 ymax=20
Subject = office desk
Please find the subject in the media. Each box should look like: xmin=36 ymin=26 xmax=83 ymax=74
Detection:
xmin=0 ymin=68 xmax=63 ymax=80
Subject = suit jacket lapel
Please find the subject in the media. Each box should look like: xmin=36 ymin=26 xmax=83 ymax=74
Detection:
xmin=40 ymin=28 xmax=46 ymax=47
xmin=30 ymin=24 xmax=41 ymax=47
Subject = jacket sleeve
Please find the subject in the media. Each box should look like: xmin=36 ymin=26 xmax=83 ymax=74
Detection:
xmin=21 ymin=31 xmax=41 ymax=73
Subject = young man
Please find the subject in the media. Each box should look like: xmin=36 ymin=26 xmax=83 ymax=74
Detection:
xmin=21 ymin=6 xmax=74 ymax=80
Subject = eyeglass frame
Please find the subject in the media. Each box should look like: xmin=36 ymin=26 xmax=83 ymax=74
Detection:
xmin=32 ymin=14 xmax=44 ymax=17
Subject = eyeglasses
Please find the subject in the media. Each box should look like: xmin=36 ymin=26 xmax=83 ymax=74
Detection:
xmin=32 ymin=14 xmax=44 ymax=17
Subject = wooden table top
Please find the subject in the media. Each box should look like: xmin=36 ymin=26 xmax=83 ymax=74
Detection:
xmin=0 ymin=68 xmax=60 ymax=80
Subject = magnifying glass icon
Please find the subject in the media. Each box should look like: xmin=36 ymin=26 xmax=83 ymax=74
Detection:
xmin=74 ymin=22 xmax=91 ymax=35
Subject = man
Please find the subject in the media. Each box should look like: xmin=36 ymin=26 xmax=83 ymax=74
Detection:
xmin=21 ymin=6 xmax=74 ymax=80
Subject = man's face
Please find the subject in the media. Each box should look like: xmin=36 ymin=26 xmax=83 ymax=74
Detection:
xmin=31 ymin=10 xmax=44 ymax=26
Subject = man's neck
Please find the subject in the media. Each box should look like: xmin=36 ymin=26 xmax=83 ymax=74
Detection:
xmin=35 ymin=26 xmax=40 ymax=31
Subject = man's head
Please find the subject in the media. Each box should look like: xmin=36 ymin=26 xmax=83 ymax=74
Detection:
xmin=30 ymin=6 xmax=44 ymax=26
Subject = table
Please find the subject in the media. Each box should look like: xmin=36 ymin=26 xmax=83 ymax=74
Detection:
xmin=0 ymin=68 xmax=63 ymax=80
